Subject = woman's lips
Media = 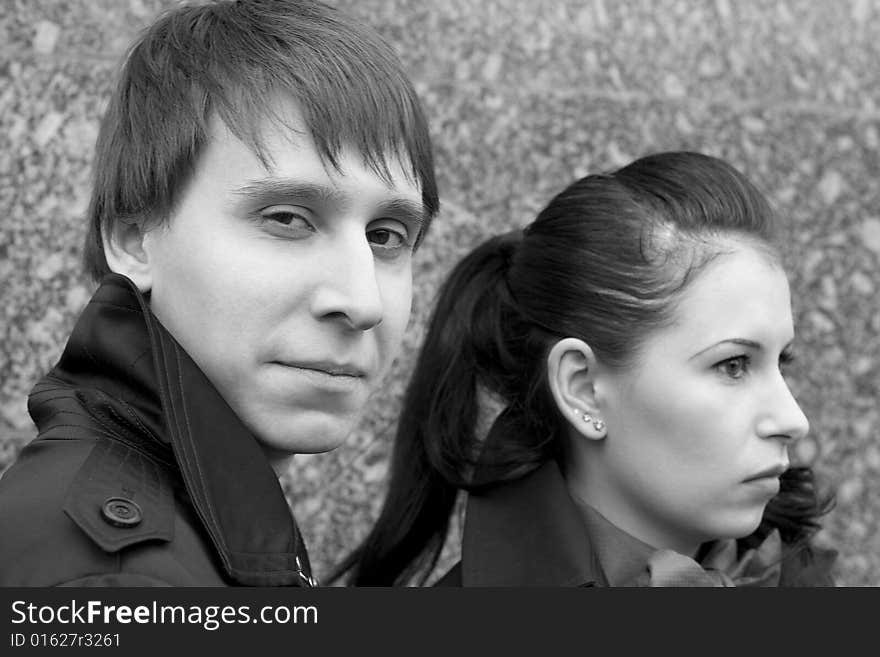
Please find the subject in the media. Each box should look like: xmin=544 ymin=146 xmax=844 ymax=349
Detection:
xmin=742 ymin=463 xmax=788 ymax=483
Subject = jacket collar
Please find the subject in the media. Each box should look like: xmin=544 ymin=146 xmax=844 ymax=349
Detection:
xmin=461 ymin=412 xmax=605 ymax=587
xmin=34 ymin=273 xmax=312 ymax=586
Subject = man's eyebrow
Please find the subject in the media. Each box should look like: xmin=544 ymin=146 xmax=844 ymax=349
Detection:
xmin=232 ymin=179 xmax=346 ymax=206
xmin=375 ymin=197 xmax=428 ymax=230
xmin=689 ymin=338 xmax=764 ymax=360
xmin=231 ymin=179 xmax=428 ymax=228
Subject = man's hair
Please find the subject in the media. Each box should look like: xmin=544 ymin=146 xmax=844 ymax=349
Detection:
xmin=84 ymin=0 xmax=439 ymax=281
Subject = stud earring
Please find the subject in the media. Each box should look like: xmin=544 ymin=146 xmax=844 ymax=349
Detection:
xmin=575 ymin=408 xmax=604 ymax=432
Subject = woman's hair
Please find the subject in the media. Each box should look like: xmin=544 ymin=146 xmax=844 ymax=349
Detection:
xmin=338 ymin=151 xmax=832 ymax=586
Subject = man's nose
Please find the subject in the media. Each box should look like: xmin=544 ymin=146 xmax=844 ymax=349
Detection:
xmin=756 ymin=374 xmax=810 ymax=443
xmin=310 ymin=231 xmax=383 ymax=331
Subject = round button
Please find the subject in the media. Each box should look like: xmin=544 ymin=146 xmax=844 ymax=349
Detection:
xmin=101 ymin=497 xmax=143 ymax=528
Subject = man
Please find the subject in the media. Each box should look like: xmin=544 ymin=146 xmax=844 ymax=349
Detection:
xmin=0 ymin=0 xmax=438 ymax=586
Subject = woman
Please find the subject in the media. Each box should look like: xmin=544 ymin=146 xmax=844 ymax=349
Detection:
xmin=340 ymin=151 xmax=836 ymax=586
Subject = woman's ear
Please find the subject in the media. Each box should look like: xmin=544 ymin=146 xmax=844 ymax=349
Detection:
xmin=547 ymin=337 xmax=607 ymax=440
xmin=102 ymin=220 xmax=154 ymax=292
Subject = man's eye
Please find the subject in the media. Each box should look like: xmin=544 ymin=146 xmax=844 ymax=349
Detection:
xmin=367 ymin=220 xmax=410 ymax=252
xmin=779 ymin=348 xmax=795 ymax=374
xmin=259 ymin=205 xmax=314 ymax=228
xmin=715 ymin=355 xmax=750 ymax=380
xmin=368 ymin=229 xmax=405 ymax=247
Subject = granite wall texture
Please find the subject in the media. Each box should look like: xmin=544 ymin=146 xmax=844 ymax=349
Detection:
xmin=1 ymin=0 xmax=878 ymax=586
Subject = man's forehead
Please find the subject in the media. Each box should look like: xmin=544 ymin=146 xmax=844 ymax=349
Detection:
xmin=206 ymin=107 xmax=310 ymax=161
xmin=210 ymin=108 xmax=418 ymax=184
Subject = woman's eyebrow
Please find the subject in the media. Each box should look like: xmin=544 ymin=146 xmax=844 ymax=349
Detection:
xmin=689 ymin=338 xmax=764 ymax=360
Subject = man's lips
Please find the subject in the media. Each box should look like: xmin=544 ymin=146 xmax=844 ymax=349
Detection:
xmin=272 ymin=360 xmax=368 ymax=378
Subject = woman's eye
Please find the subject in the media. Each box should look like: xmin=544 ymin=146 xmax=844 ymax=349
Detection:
xmin=716 ymin=355 xmax=750 ymax=380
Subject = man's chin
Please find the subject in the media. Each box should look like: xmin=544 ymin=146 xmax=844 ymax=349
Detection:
xmin=252 ymin=415 xmax=357 ymax=460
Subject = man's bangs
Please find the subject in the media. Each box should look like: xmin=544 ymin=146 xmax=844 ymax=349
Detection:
xmin=203 ymin=63 xmax=437 ymax=223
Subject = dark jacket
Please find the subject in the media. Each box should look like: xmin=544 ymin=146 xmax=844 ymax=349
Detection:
xmin=437 ymin=414 xmax=838 ymax=587
xmin=0 ymin=274 xmax=316 ymax=586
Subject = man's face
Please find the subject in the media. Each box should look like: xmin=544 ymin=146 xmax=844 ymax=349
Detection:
xmin=140 ymin=111 xmax=425 ymax=466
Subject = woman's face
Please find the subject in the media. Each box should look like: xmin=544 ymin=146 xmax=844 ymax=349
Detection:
xmin=590 ymin=242 xmax=809 ymax=554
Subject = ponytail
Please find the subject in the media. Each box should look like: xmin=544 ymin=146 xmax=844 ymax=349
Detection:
xmin=336 ymin=230 xmax=551 ymax=585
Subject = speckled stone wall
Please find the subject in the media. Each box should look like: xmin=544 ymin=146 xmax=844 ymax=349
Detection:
xmin=2 ymin=0 xmax=878 ymax=586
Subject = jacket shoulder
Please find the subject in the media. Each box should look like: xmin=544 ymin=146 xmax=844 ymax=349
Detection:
xmin=0 ymin=434 xmax=186 ymax=586
xmin=62 ymin=435 xmax=176 ymax=553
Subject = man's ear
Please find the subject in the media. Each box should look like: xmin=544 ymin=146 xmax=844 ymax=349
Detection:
xmin=547 ymin=337 xmax=607 ymax=440
xmin=102 ymin=219 xmax=154 ymax=292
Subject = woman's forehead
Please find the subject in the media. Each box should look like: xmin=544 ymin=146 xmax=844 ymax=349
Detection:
xmin=649 ymin=246 xmax=793 ymax=357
